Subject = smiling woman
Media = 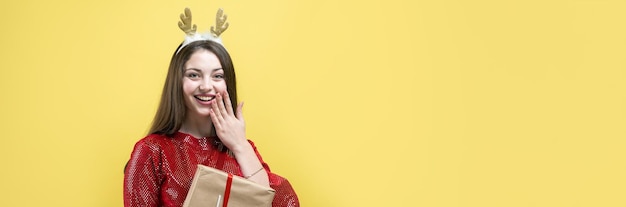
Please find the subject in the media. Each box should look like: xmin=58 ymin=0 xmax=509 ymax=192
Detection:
xmin=181 ymin=50 xmax=228 ymax=121
xmin=149 ymin=40 xmax=237 ymax=138
xmin=122 ymin=8 xmax=299 ymax=207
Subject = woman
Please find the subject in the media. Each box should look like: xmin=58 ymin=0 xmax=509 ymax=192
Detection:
xmin=123 ymin=8 xmax=299 ymax=207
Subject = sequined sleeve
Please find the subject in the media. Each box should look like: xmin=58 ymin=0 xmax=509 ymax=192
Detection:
xmin=248 ymin=140 xmax=300 ymax=207
xmin=124 ymin=138 xmax=164 ymax=207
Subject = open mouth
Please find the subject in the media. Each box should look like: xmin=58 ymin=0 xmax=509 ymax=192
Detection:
xmin=195 ymin=95 xmax=215 ymax=102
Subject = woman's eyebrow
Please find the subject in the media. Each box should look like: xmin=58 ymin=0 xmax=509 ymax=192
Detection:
xmin=185 ymin=68 xmax=202 ymax=72
xmin=184 ymin=68 xmax=222 ymax=72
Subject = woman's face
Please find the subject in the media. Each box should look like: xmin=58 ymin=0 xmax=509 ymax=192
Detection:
xmin=182 ymin=49 xmax=227 ymax=118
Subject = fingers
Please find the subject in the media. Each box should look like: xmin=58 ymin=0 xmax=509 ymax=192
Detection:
xmin=211 ymin=91 xmax=244 ymax=129
xmin=216 ymin=93 xmax=228 ymax=116
xmin=209 ymin=108 xmax=222 ymax=129
xmin=211 ymin=96 xmax=224 ymax=123
xmin=223 ymin=91 xmax=234 ymax=115
xmin=236 ymin=102 xmax=244 ymax=120
xmin=209 ymin=92 xmax=246 ymax=145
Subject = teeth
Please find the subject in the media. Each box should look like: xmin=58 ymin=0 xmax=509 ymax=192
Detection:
xmin=196 ymin=96 xmax=214 ymax=101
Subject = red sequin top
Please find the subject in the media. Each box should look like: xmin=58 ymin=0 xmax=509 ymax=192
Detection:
xmin=124 ymin=132 xmax=300 ymax=207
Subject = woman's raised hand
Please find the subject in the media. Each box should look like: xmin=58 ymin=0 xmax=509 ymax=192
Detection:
xmin=209 ymin=91 xmax=247 ymax=152
xmin=210 ymin=92 xmax=269 ymax=186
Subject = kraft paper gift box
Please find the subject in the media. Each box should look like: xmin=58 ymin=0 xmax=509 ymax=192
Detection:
xmin=183 ymin=164 xmax=276 ymax=207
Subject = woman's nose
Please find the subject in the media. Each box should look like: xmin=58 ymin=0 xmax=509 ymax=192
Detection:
xmin=199 ymin=79 xmax=212 ymax=91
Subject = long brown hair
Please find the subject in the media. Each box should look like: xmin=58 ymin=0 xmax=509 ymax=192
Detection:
xmin=149 ymin=40 xmax=238 ymax=136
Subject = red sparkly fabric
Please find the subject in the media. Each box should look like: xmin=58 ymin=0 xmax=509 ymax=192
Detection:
xmin=124 ymin=132 xmax=299 ymax=207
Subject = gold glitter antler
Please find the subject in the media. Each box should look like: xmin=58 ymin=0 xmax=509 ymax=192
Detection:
xmin=178 ymin=8 xmax=197 ymax=35
xmin=210 ymin=8 xmax=229 ymax=37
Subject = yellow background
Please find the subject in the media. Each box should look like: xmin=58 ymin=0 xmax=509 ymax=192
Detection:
xmin=1 ymin=0 xmax=625 ymax=206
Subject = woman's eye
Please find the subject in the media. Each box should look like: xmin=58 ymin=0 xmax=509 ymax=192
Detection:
xmin=213 ymin=74 xmax=224 ymax=79
xmin=187 ymin=73 xmax=200 ymax=78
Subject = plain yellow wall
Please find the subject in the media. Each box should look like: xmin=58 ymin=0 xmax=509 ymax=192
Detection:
xmin=1 ymin=0 xmax=625 ymax=206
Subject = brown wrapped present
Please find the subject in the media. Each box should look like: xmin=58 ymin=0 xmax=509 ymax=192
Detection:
xmin=183 ymin=164 xmax=276 ymax=207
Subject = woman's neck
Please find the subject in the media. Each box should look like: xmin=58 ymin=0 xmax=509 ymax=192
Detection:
xmin=179 ymin=114 xmax=214 ymax=138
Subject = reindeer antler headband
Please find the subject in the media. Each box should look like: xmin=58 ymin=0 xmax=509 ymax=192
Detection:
xmin=176 ymin=7 xmax=229 ymax=54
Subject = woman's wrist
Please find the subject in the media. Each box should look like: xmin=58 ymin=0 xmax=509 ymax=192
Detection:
xmin=229 ymin=139 xmax=254 ymax=156
xmin=244 ymin=166 xmax=265 ymax=179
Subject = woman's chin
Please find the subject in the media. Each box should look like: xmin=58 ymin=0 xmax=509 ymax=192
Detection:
xmin=188 ymin=109 xmax=212 ymax=118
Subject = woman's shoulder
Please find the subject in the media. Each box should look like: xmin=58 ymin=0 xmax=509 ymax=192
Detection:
xmin=138 ymin=133 xmax=170 ymax=143
xmin=132 ymin=133 xmax=177 ymax=150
